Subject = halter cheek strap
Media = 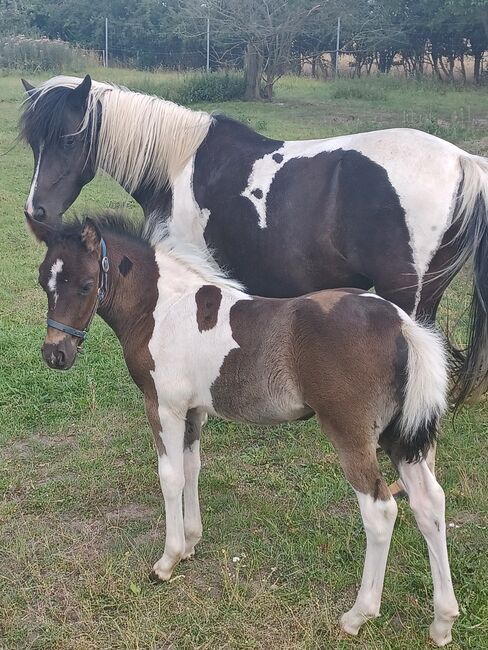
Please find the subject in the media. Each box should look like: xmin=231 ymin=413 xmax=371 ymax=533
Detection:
xmin=46 ymin=238 xmax=109 ymax=350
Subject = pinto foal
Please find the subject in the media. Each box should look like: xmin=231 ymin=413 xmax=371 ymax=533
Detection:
xmin=29 ymin=214 xmax=459 ymax=646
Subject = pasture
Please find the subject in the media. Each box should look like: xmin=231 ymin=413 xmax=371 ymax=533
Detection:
xmin=0 ymin=69 xmax=487 ymax=649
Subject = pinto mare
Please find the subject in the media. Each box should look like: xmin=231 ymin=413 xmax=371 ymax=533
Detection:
xmin=29 ymin=213 xmax=458 ymax=645
xmin=19 ymin=75 xmax=488 ymax=413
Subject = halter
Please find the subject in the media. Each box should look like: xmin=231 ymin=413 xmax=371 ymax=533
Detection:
xmin=46 ymin=238 xmax=109 ymax=351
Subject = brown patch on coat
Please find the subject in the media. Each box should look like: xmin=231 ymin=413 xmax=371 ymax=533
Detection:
xmin=195 ymin=285 xmax=222 ymax=332
xmin=212 ymin=289 xmax=405 ymax=500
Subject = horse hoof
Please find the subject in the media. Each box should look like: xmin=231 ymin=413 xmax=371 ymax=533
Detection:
xmin=149 ymin=569 xmax=166 ymax=584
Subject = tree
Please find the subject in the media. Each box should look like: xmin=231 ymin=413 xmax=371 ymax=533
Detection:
xmin=175 ymin=0 xmax=322 ymax=100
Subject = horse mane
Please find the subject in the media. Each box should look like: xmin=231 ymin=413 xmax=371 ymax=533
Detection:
xmin=56 ymin=212 xmax=245 ymax=292
xmin=21 ymin=76 xmax=213 ymax=193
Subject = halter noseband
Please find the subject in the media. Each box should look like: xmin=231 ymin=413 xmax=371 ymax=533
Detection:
xmin=46 ymin=238 xmax=109 ymax=351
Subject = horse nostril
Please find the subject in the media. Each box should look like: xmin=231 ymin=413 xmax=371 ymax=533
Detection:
xmin=33 ymin=206 xmax=46 ymax=221
xmin=56 ymin=350 xmax=66 ymax=367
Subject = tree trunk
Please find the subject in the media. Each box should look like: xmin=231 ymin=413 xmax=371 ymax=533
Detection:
xmin=244 ymin=43 xmax=263 ymax=101
xmin=474 ymin=51 xmax=482 ymax=84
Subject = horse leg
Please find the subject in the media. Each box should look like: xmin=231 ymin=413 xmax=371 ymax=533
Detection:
xmin=321 ymin=426 xmax=398 ymax=635
xmin=182 ymin=409 xmax=205 ymax=559
xmin=398 ymin=457 xmax=459 ymax=646
xmin=150 ymin=411 xmax=186 ymax=582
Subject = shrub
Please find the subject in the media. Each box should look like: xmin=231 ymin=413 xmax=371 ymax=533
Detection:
xmin=177 ymin=72 xmax=245 ymax=103
xmin=0 ymin=36 xmax=99 ymax=72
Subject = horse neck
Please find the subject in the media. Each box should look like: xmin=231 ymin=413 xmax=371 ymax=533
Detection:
xmin=97 ymin=232 xmax=158 ymax=346
xmin=94 ymin=89 xmax=212 ymax=207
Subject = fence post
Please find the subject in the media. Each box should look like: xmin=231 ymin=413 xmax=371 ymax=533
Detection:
xmin=335 ymin=16 xmax=341 ymax=77
xmin=105 ymin=18 xmax=109 ymax=67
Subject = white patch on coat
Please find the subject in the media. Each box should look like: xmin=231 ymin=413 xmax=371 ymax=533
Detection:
xmin=148 ymin=242 xmax=250 ymax=419
xmin=25 ymin=142 xmax=44 ymax=215
xmin=241 ymin=128 xmax=465 ymax=313
xmin=168 ymin=157 xmax=212 ymax=249
xmin=47 ymin=258 xmax=64 ymax=308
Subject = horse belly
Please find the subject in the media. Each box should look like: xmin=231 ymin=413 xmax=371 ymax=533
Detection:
xmin=211 ymin=370 xmax=311 ymax=425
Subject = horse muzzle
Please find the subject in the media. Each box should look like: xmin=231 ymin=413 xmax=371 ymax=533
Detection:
xmin=41 ymin=339 xmax=78 ymax=371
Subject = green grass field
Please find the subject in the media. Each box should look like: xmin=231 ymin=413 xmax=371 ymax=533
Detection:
xmin=0 ymin=69 xmax=487 ymax=649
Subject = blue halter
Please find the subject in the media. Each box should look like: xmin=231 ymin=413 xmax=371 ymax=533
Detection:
xmin=46 ymin=238 xmax=109 ymax=348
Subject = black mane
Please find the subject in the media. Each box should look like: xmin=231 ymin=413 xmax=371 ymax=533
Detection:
xmin=56 ymin=212 xmax=148 ymax=245
xmin=20 ymin=86 xmax=78 ymax=145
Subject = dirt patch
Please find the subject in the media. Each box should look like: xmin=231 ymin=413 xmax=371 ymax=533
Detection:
xmin=103 ymin=503 xmax=160 ymax=522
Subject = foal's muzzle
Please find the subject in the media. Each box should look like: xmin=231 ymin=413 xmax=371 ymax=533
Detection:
xmin=41 ymin=338 xmax=78 ymax=371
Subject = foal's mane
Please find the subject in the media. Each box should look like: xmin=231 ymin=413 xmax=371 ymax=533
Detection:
xmin=58 ymin=213 xmax=245 ymax=292
xmin=21 ymin=76 xmax=213 ymax=193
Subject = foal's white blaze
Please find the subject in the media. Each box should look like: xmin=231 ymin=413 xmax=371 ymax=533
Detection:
xmin=25 ymin=142 xmax=44 ymax=216
xmin=47 ymin=258 xmax=64 ymax=308
xmin=241 ymin=129 xmax=465 ymax=313
xmin=341 ymin=491 xmax=397 ymax=635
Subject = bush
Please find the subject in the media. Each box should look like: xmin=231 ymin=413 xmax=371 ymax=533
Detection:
xmin=131 ymin=71 xmax=245 ymax=104
xmin=0 ymin=36 xmax=99 ymax=72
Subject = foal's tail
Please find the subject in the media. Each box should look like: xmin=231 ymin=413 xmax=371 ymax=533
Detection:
xmin=395 ymin=313 xmax=449 ymax=462
xmin=448 ymin=155 xmax=488 ymax=407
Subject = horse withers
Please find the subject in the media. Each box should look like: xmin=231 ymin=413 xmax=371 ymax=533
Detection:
xmin=28 ymin=213 xmax=459 ymax=646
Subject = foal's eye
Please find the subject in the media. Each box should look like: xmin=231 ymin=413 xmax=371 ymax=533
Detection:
xmin=80 ymin=281 xmax=94 ymax=295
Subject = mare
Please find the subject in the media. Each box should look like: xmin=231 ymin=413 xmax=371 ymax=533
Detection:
xmin=28 ymin=212 xmax=458 ymax=646
xmin=19 ymin=75 xmax=488 ymax=410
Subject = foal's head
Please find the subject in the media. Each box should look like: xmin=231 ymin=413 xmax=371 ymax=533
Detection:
xmin=21 ymin=75 xmax=97 ymax=224
xmin=28 ymin=215 xmax=104 ymax=370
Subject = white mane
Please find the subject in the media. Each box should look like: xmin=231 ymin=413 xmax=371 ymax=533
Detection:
xmin=31 ymin=75 xmax=213 ymax=193
xmin=144 ymin=220 xmax=245 ymax=293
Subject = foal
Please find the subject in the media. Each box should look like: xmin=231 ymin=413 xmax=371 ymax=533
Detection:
xmin=29 ymin=214 xmax=459 ymax=646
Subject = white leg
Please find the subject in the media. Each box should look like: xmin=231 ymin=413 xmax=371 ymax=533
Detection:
xmin=341 ymin=491 xmax=398 ymax=635
xmin=183 ymin=439 xmax=203 ymax=559
xmin=398 ymin=458 xmax=459 ymax=647
xmin=151 ymin=415 xmax=186 ymax=582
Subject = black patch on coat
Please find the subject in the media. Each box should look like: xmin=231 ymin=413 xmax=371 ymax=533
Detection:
xmin=118 ymin=256 xmax=133 ymax=277
xmin=272 ymin=153 xmax=283 ymax=163
xmin=251 ymin=188 xmax=263 ymax=199
xmin=195 ymin=285 xmax=222 ymax=332
xmin=193 ymin=120 xmax=415 ymax=310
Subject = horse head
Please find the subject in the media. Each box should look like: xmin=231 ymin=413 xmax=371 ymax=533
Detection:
xmin=21 ymin=75 xmax=98 ymax=225
xmin=27 ymin=213 xmax=104 ymax=370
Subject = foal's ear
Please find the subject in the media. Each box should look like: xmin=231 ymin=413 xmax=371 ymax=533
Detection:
xmin=68 ymin=75 xmax=92 ymax=109
xmin=21 ymin=78 xmax=36 ymax=97
xmin=25 ymin=213 xmax=51 ymax=244
xmin=81 ymin=217 xmax=101 ymax=253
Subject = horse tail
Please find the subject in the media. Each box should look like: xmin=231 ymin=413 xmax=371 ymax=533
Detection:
xmin=393 ymin=312 xmax=449 ymax=462
xmin=448 ymin=155 xmax=488 ymax=407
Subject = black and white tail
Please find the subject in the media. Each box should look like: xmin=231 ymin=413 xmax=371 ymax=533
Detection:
xmin=396 ymin=313 xmax=449 ymax=462
xmin=449 ymin=155 xmax=488 ymax=407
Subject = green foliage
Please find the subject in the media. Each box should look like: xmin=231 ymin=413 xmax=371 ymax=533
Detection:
xmin=131 ymin=71 xmax=245 ymax=103
xmin=0 ymin=35 xmax=98 ymax=71
xmin=177 ymin=72 xmax=246 ymax=103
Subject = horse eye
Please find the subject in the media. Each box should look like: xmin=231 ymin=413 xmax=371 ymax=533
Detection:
xmin=62 ymin=135 xmax=76 ymax=148
xmin=80 ymin=281 xmax=94 ymax=295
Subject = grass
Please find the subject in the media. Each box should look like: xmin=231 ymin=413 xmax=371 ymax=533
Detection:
xmin=1 ymin=68 xmax=488 ymax=649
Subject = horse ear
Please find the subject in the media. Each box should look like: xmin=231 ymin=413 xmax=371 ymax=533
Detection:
xmin=21 ymin=78 xmax=36 ymax=96
xmin=69 ymin=75 xmax=92 ymax=109
xmin=25 ymin=213 xmax=51 ymax=244
xmin=81 ymin=217 xmax=101 ymax=253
